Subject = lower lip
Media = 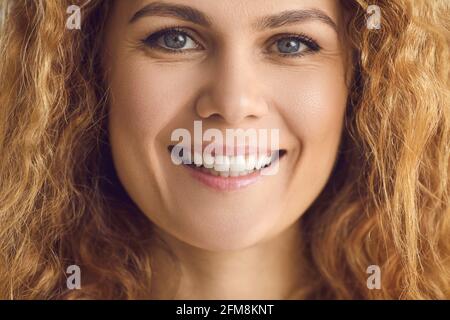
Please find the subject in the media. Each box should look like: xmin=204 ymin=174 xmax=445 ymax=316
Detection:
xmin=183 ymin=160 xmax=282 ymax=192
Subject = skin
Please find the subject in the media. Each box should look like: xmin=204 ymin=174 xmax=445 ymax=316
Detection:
xmin=103 ymin=0 xmax=351 ymax=299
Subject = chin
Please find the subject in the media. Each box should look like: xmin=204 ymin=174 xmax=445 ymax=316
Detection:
xmin=160 ymin=207 xmax=281 ymax=252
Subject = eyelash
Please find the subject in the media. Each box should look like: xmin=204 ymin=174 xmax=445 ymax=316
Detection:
xmin=140 ymin=26 xmax=321 ymax=58
xmin=141 ymin=26 xmax=201 ymax=55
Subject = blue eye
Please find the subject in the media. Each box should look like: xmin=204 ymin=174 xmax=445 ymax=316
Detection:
xmin=160 ymin=31 xmax=188 ymax=49
xmin=271 ymin=35 xmax=320 ymax=57
xmin=143 ymin=28 xmax=201 ymax=52
xmin=277 ymin=37 xmax=305 ymax=53
xmin=142 ymin=28 xmax=320 ymax=58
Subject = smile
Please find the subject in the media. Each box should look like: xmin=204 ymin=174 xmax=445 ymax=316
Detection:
xmin=168 ymin=145 xmax=287 ymax=191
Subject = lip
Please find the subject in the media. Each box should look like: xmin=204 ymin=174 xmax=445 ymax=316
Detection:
xmin=185 ymin=165 xmax=264 ymax=191
xmin=168 ymin=146 xmax=286 ymax=192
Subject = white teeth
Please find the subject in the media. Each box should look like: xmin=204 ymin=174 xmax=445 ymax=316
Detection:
xmin=203 ymin=153 xmax=214 ymax=168
xmin=178 ymin=150 xmax=280 ymax=177
xmin=214 ymin=155 xmax=230 ymax=172
xmin=262 ymin=155 xmax=272 ymax=167
xmin=181 ymin=148 xmax=192 ymax=164
xmin=230 ymin=171 xmax=239 ymax=177
xmin=219 ymin=171 xmax=230 ymax=177
xmin=230 ymin=155 xmax=246 ymax=172
xmin=254 ymin=154 xmax=271 ymax=170
xmin=255 ymin=157 xmax=263 ymax=170
xmin=194 ymin=151 xmax=203 ymax=167
xmin=246 ymin=155 xmax=257 ymax=171
xmin=229 ymin=156 xmax=247 ymax=176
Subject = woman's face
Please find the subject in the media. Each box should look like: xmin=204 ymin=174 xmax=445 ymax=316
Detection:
xmin=104 ymin=0 xmax=351 ymax=250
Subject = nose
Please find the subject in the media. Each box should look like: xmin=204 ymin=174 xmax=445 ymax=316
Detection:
xmin=195 ymin=49 xmax=269 ymax=125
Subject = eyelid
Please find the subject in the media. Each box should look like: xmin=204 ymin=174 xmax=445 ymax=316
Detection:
xmin=142 ymin=27 xmax=321 ymax=58
xmin=142 ymin=26 xmax=205 ymax=52
xmin=259 ymin=33 xmax=321 ymax=60
xmin=267 ymin=33 xmax=321 ymax=52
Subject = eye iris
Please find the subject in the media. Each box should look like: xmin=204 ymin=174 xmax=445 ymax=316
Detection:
xmin=163 ymin=31 xmax=187 ymax=49
xmin=277 ymin=38 xmax=300 ymax=54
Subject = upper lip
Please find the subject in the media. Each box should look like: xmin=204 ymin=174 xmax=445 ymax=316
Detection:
xmin=168 ymin=144 xmax=282 ymax=157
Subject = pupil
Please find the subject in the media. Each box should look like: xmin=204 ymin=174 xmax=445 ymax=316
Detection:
xmin=278 ymin=38 xmax=299 ymax=53
xmin=164 ymin=32 xmax=187 ymax=49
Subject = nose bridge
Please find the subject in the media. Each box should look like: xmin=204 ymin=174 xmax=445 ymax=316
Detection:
xmin=196 ymin=45 xmax=269 ymax=124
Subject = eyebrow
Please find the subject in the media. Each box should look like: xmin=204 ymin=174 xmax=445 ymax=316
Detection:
xmin=253 ymin=9 xmax=338 ymax=33
xmin=129 ymin=1 xmax=338 ymax=33
xmin=129 ymin=2 xmax=212 ymax=26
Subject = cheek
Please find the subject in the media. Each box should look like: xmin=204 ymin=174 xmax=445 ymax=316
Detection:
xmin=275 ymin=67 xmax=347 ymax=140
xmin=272 ymin=66 xmax=347 ymax=189
xmin=107 ymin=60 xmax=201 ymax=142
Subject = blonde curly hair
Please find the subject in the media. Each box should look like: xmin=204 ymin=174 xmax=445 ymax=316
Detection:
xmin=0 ymin=0 xmax=448 ymax=299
